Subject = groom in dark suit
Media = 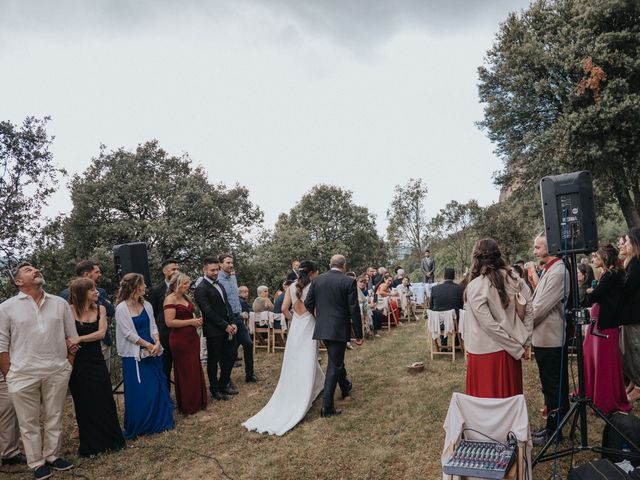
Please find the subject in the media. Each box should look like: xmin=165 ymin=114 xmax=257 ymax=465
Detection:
xmin=305 ymin=254 xmax=363 ymax=417
xmin=194 ymin=256 xmax=238 ymax=401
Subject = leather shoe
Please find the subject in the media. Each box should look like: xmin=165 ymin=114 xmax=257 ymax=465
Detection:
xmin=341 ymin=381 xmax=353 ymax=399
xmin=320 ymin=407 xmax=342 ymax=418
xmin=211 ymin=391 xmax=229 ymax=401
xmin=245 ymin=374 xmax=258 ymax=383
xmin=2 ymin=453 xmax=27 ymax=465
xmin=220 ymin=385 xmax=239 ymax=395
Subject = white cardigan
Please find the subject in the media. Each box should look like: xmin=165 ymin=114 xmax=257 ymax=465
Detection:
xmin=115 ymin=300 xmax=158 ymax=359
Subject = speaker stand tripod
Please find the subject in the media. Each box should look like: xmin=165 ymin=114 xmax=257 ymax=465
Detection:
xmin=533 ymin=251 xmax=640 ymax=470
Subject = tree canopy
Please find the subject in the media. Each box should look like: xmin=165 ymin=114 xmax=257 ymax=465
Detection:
xmin=478 ymin=0 xmax=640 ymax=227
xmin=386 ymin=178 xmax=430 ymax=263
xmin=0 ymin=116 xmax=62 ymax=258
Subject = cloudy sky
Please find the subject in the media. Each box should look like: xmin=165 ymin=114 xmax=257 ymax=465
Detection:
xmin=0 ymin=0 xmax=530 ymax=234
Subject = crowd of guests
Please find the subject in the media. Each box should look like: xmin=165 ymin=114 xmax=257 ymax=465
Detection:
xmin=0 ymin=252 xmax=420 ymax=479
xmin=461 ymin=228 xmax=640 ymax=446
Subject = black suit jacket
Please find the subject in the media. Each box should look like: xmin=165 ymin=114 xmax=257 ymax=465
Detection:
xmin=194 ymin=279 xmax=234 ymax=337
xmin=623 ymin=256 xmax=640 ymax=325
xmin=586 ymin=269 xmax=624 ymax=330
xmin=147 ymin=280 xmax=168 ymax=329
xmin=429 ymin=280 xmax=464 ymax=316
xmin=305 ymin=270 xmax=363 ymax=342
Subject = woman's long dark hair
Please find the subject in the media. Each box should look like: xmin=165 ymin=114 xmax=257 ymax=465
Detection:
xmin=68 ymin=277 xmax=97 ymax=320
xmin=577 ymin=263 xmax=595 ymax=286
xmin=596 ymin=243 xmax=621 ymax=273
xmin=296 ymin=260 xmax=317 ymax=298
xmin=466 ymin=238 xmax=514 ymax=309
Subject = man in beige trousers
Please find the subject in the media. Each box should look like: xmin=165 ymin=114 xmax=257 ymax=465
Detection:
xmin=531 ymin=233 xmax=570 ymax=446
xmin=0 ymin=263 xmax=79 ymax=480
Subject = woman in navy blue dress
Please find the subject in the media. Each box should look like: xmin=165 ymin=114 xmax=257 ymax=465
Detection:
xmin=115 ymin=273 xmax=174 ymax=439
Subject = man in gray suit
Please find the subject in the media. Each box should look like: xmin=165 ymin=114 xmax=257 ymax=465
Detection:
xmin=531 ymin=233 xmax=570 ymax=445
xmin=305 ymin=254 xmax=363 ymax=418
xmin=421 ymin=249 xmax=435 ymax=284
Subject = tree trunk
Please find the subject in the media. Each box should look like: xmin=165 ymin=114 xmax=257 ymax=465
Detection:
xmin=614 ymin=187 xmax=640 ymax=229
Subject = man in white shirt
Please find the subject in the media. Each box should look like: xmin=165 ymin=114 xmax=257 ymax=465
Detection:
xmin=0 ymin=263 xmax=79 ymax=480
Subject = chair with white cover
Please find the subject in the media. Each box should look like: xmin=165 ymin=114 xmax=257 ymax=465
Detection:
xmin=250 ymin=311 xmax=272 ymax=354
xmin=442 ymin=392 xmax=531 ymax=480
xmin=271 ymin=313 xmax=288 ymax=353
xmin=427 ymin=309 xmax=457 ymax=362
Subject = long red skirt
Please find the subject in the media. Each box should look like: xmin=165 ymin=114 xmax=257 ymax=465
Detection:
xmin=582 ymin=304 xmax=631 ymax=415
xmin=169 ymin=326 xmax=207 ymax=414
xmin=466 ymin=350 xmax=523 ymax=398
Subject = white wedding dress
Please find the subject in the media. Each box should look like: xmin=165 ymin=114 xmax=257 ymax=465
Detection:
xmin=242 ymin=283 xmax=325 ymax=436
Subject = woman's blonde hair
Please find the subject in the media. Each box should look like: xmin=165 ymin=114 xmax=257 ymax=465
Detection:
xmin=166 ymin=272 xmax=193 ymax=304
xmin=115 ymin=273 xmax=145 ymax=305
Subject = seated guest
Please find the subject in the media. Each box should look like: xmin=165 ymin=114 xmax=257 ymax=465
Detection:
xmin=356 ymin=275 xmax=378 ymax=336
xmin=273 ymin=280 xmax=293 ymax=330
xmin=512 ymin=263 xmax=534 ymax=293
xmin=239 ymin=285 xmax=252 ymax=317
xmin=582 ymin=244 xmax=631 ymax=415
xmin=392 ymin=269 xmax=405 ymax=288
xmin=430 ymin=268 xmax=464 ymax=347
xmin=376 ymin=274 xmax=400 ymax=324
xmin=164 ymin=273 xmax=207 ymax=415
xmin=115 ymin=273 xmax=174 ymax=439
xmin=273 ymin=280 xmax=287 ymax=303
xmin=67 ymin=278 xmax=125 ymax=456
xmin=253 ymin=286 xmax=275 ymax=313
xmin=464 ymin=239 xmax=533 ymax=399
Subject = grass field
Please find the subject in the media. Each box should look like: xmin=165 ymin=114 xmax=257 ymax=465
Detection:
xmin=1 ymin=320 xmax=610 ymax=479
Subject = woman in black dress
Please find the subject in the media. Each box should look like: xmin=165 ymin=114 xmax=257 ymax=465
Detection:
xmin=67 ymin=277 xmax=125 ymax=456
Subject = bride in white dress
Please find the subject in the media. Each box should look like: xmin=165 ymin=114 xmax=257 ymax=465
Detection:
xmin=243 ymin=261 xmax=325 ymax=436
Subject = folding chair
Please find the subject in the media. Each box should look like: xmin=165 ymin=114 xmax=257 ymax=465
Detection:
xmin=426 ymin=309 xmax=456 ymax=362
xmin=377 ymin=296 xmax=400 ymax=331
xmin=271 ymin=313 xmax=288 ymax=352
xmin=250 ymin=311 xmax=272 ymax=355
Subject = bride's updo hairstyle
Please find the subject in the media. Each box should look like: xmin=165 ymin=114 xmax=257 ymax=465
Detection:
xmin=296 ymin=260 xmax=318 ymax=298
xmin=466 ymin=238 xmax=515 ymax=309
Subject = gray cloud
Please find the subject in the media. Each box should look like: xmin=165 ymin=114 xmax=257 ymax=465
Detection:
xmin=1 ymin=0 xmax=529 ymax=49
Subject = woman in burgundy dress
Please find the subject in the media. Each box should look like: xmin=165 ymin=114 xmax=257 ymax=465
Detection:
xmin=164 ymin=273 xmax=207 ymax=414
xmin=582 ymin=243 xmax=631 ymax=415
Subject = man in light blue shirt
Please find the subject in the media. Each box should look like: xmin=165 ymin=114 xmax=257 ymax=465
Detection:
xmin=217 ymin=254 xmax=257 ymax=383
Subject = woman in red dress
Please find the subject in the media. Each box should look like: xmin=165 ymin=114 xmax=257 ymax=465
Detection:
xmin=464 ymin=238 xmax=533 ymax=398
xmin=164 ymin=273 xmax=207 ymax=414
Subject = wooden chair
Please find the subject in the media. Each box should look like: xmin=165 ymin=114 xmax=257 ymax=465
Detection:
xmin=426 ymin=309 xmax=457 ymax=362
xmin=250 ymin=311 xmax=272 ymax=355
xmin=377 ymin=296 xmax=400 ymax=331
xmin=271 ymin=313 xmax=288 ymax=353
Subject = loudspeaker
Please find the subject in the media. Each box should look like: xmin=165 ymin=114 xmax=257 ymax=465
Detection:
xmin=113 ymin=242 xmax=152 ymax=286
xmin=540 ymin=171 xmax=598 ymax=255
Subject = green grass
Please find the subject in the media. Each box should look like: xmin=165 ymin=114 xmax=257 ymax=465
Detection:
xmin=1 ymin=321 xmax=611 ymax=479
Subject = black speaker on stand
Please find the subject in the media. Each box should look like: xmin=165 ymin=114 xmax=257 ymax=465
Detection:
xmin=534 ymin=171 xmax=640 ymax=473
xmin=113 ymin=242 xmax=151 ymax=286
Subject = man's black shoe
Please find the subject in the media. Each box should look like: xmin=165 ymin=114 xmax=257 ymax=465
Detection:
xmin=34 ymin=465 xmax=51 ymax=480
xmin=233 ymin=361 xmax=242 ymax=368
xmin=320 ymin=407 xmax=342 ymax=418
xmin=245 ymin=374 xmax=258 ymax=383
xmin=341 ymin=381 xmax=352 ymax=399
xmin=2 ymin=453 xmax=27 ymax=465
xmin=211 ymin=391 xmax=229 ymax=401
xmin=45 ymin=458 xmax=73 ymax=471
xmin=220 ymin=385 xmax=239 ymax=395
